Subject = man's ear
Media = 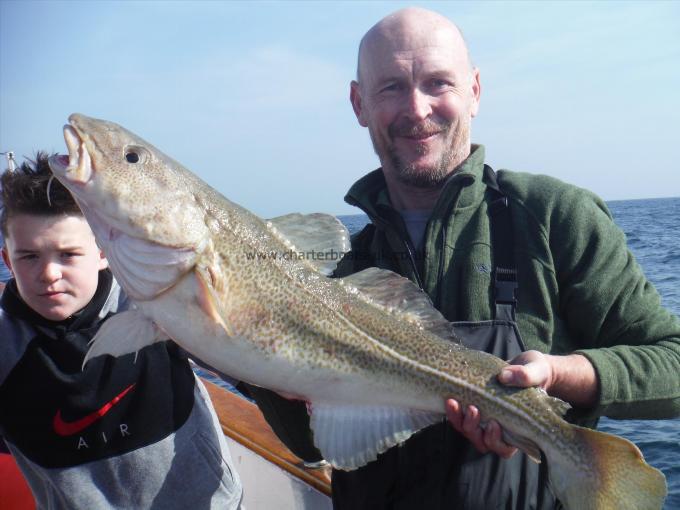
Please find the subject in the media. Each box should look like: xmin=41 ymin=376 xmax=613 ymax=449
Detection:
xmin=98 ymin=249 xmax=109 ymax=271
xmin=350 ymin=81 xmax=368 ymax=127
xmin=1 ymin=247 xmax=13 ymax=275
xmin=470 ymin=67 xmax=481 ymax=118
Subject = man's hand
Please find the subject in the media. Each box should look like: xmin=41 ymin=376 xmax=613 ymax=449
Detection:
xmin=445 ymin=350 xmax=598 ymax=457
xmin=445 ymin=399 xmax=517 ymax=458
xmin=496 ymin=350 xmax=554 ymax=390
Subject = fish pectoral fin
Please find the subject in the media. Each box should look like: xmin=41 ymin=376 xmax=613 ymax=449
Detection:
xmin=308 ymin=403 xmax=441 ymax=471
xmin=266 ymin=213 xmax=350 ymax=275
xmin=194 ymin=266 xmax=233 ymax=335
xmin=83 ymin=310 xmax=164 ymax=368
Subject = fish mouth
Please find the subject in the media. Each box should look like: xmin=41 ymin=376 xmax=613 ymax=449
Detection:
xmin=48 ymin=123 xmax=92 ymax=184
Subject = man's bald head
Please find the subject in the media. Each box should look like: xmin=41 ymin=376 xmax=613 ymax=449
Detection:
xmin=357 ymin=8 xmax=472 ymax=84
xmin=349 ymin=7 xmax=481 ymax=201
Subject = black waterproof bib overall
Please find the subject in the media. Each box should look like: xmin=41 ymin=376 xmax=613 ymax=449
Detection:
xmin=331 ymin=167 xmax=560 ymax=510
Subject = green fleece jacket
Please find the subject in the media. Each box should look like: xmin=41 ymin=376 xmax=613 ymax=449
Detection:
xmin=340 ymin=144 xmax=680 ymax=420
xmin=245 ymin=144 xmax=680 ymax=467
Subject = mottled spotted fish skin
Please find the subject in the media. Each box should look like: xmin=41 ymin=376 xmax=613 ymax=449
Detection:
xmin=49 ymin=114 xmax=666 ymax=510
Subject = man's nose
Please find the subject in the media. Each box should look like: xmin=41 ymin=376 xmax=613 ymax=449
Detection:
xmin=403 ymin=88 xmax=432 ymax=121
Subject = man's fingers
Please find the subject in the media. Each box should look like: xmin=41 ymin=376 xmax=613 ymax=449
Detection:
xmin=498 ymin=365 xmax=532 ymax=386
xmin=446 ymin=401 xmax=488 ymax=453
xmin=483 ymin=421 xmax=518 ymax=459
xmin=462 ymin=406 xmax=488 ymax=454
xmin=499 ymin=363 xmax=549 ymax=388
xmin=446 ymin=401 xmax=517 ymax=458
xmin=499 ymin=350 xmax=553 ymax=390
xmin=462 ymin=405 xmax=479 ymax=433
xmin=445 ymin=398 xmax=463 ymax=429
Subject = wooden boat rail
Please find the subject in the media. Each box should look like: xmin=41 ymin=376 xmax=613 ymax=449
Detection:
xmin=202 ymin=379 xmax=332 ymax=497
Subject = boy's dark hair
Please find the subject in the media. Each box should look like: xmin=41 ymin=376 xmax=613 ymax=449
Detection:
xmin=1 ymin=152 xmax=81 ymax=238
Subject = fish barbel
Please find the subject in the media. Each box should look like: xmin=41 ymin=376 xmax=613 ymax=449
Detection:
xmin=49 ymin=114 xmax=666 ymax=509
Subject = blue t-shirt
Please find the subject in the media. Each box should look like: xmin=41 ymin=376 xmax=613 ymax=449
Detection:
xmin=399 ymin=209 xmax=432 ymax=251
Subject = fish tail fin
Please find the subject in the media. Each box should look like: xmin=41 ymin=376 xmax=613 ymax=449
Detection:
xmin=549 ymin=425 xmax=666 ymax=510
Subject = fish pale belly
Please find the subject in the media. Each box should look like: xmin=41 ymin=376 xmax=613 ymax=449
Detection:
xmin=138 ymin=270 xmax=446 ymax=413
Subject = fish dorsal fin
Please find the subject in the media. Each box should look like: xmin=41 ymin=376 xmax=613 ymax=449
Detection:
xmin=309 ymin=403 xmax=441 ymax=470
xmin=340 ymin=267 xmax=457 ymax=341
xmin=266 ymin=213 xmax=350 ymax=275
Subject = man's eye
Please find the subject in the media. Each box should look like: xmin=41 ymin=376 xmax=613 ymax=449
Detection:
xmin=430 ymin=79 xmax=451 ymax=89
xmin=379 ymin=83 xmax=402 ymax=93
xmin=19 ymin=254 xmax=37 ymax=261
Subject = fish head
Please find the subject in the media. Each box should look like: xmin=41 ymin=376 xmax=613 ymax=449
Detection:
xmin=49 ymin=114 xmax=210 ymax=300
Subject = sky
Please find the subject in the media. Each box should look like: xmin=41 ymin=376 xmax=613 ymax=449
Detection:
xmin=1 ymin=0 xmax=679 ymax=217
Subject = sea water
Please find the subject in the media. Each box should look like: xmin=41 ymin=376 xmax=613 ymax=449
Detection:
xmin=1 ymin=199 xmax=678 ymax=507
xmin=599 ymin=198 xmax=680 ymax=509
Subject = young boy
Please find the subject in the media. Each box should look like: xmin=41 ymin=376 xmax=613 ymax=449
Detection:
xmin=0 ymin=154 xmax=242 ymax=509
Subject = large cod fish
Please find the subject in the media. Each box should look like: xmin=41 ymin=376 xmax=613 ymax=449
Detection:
xmin=49 ymin=114 xmax=666 ymax=510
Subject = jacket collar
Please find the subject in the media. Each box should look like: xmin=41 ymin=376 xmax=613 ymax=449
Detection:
xmin=344 ymin=144 xmax=488 ymax=223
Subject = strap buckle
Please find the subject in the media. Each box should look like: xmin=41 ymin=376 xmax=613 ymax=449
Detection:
xmin=494 ymin=268 xmax=518 ymax=304
xmin=489 ymin=196 xmax=509 ymax=215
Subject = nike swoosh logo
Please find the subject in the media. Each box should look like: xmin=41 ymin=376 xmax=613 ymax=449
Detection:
xmin=53 ymin=383 xmax=136 ymax=436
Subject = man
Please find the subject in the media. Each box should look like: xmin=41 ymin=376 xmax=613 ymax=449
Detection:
xmin=348 ymin=7 xmax=604 ymax=452
xmin=248 ymin=7 xmax=680 ymax=509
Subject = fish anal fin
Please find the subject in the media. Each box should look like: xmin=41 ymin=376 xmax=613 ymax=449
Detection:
xmin=308 ymin=403 xmax=441 ymax=470
xmin=83 ymin=310 xmax=163 ymax=368
xmin=502 ymin=429 xmax=542 ymax=463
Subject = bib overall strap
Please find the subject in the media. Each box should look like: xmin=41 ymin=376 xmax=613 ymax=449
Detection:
xmin=483 ymin=165 xmax=518 ymax=322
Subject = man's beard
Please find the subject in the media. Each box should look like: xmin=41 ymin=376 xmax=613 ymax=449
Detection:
xmin=373 ymin=117 xmax=470 ymax=189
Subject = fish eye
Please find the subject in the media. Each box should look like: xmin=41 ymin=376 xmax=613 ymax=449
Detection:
xmin=124 ymin=146 xmax=148 ymax=164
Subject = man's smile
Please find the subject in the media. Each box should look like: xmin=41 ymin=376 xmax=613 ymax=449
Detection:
xmin=388 ymin=121 xmax=448 ymax=149
xmin=401 ymin=131 xmax=439 ymax=140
